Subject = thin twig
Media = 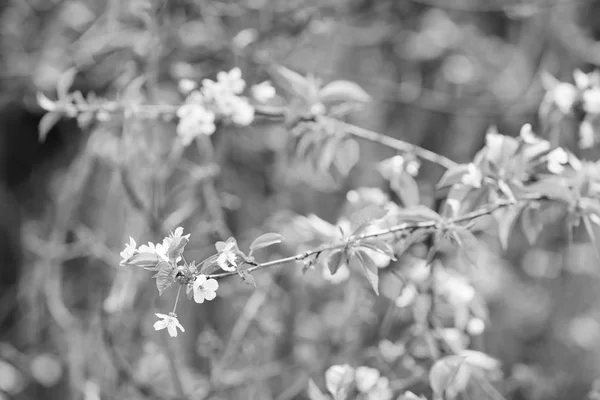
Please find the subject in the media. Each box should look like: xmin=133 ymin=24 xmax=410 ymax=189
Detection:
xmin=207 ymin=198 xmax=531 ymax=279
xmin=319 ymin=116 xmax=459 ymax=170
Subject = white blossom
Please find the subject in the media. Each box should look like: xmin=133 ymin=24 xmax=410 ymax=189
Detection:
xmin=355 ymin=366 xmax=381 ymax=393
xmin=153 ymin=313 xmax=185 ymax=337
xmin=193 ymin=274 xmax=219 ymax=304
xmin=119 ymin=237 xmax=137 ymax=265
xmin=251 ymin=81 xmax=276 ymax=103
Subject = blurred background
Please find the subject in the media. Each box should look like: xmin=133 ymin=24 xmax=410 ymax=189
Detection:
xmin=1 ymin=0 xmax=600 ymax=399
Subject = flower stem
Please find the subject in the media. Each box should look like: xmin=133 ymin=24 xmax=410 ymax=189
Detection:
xmin=172 ymin=285 xmax=182 ymax=314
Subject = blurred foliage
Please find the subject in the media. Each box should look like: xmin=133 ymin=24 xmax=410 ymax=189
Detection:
xmin=2 ymin=0 xmax=600 ymax=400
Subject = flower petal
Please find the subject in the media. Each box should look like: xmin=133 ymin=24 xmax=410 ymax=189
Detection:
xmin=194 ymin=292 xmax=205 ymax=304
xmin=154 ymin=320 xmax=168 ymax=331
xmin=204 ymin=279 xmax=219 ymax=291
xmin=167 ymin=324 xmax=178 ymax=337
xmin=204 ymin=291 xmax=217 ymax=301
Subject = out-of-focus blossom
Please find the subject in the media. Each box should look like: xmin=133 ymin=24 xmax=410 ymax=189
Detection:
xmin=519 ymin=123 xmax=539 ymax=144
xmin=325 ymin=364 xmax=355 ymax=398
xmin=216 ymin=238 xmax=240 ymax=272
xmin=251 ymin=81 xmax=276 ymax=103
xmin=583 ymin=87 xmax=600 ymax=114
xmin=153 ymin=313 xmax=185 ymax=337
xmin=120 ymin=237 xmax=137 ymax=265
xmin=216 ymin=67 xmax=245 ymax=95
xmin=178 ymin=78 xmax=197 ymax=94
xmin=547 ymin=147 xmax=569 ymax=174
xmin=355 ymin=366 xmax=380 ymax=393
xmin=552 ymin=82 xmax=578 ymax=114
xmin=467 ymin=318 xmax=485 ymax=336
xmin=461 ymin=163 xmax=482 ymax=188
xmin=176 ymin=100 xmax=217 ymax=145
xmin=192 ymin=274 xmax=219 ymax=303
xmin=579 ymin=119 xmax=596 ymax=149
xmin=366 ymin=377 xmax=393 ymax=400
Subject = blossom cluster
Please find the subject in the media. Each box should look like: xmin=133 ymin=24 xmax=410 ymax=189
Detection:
xmin=543 ymin=69 xmax=600 ymax=149
xmin=176 ymin=68 xmax=257 ymax=145
xmin=325 ymin=364 xmax=393 ymax=400
xmin=120 ymin=229 xmax=250 ymax=337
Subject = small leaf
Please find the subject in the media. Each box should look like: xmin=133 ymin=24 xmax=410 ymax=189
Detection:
xmin=36 ymin=92 xmax=57 ymax=111
xmin=121 ymin=251 xmax=161 ymax=270
xmin=238 ymin=269 xmax=257 ymax=287
xmin=391 ymin=171 xmax=420 ymax=207
xmin=352 ymin=249 xmax=379 ymax=295
xmin=394 ymin=229 xmax=430 ymax=257
xmin=38 ymin=112 xmax=63 ymax=143
xmin=451 ymin=227 xmax=480 ymax=268
xmin=167 ymin=236 xmax=189 ymax=262
xmin=496 ymin=204 xmax=523 ymax=251
xmin=583 ymin=215 xmax=600 ymax=263
xmin=359 ymin=238 xmax=396 ymax=260
xmin=307 ymin=379 xmax=328 ymax=400
xmin=318 ymin=135 xmax=341 ymax=172
xmin=334 ymin=138 xmax=360 ymax=176
xmin=57 ymin=67 xmax=78 ymax=101
xmin=521 ymin=206 xmax=543 ymax=245
xmin=249 ymin=232 xmax=285 ymax=251
xmin=318 ymin=80 xmax=371 ymax=105
xmin=199 ymin=254 xmax=221 ymax=275
xmin=152 ymin=262 xmax=176 ymax=295
xmin=326 ymin=249 xmax=346 ymax=275
xmin=429 ymin=356 xmax=472 ymax=400
xmin=436 ymin=164 xmax=470 ymax=189
xmin=524 ymin=178 xmax=574 ymax=205
xmin=268 ymin=64 xmax=316 ymax=102
xmin=388 ymin=205 xmax=442 ymax=224
xmin=349 ymin=204 xmax=387 ymax=231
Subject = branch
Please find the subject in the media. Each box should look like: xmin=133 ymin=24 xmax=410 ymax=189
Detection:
xmin=253 ymin=105 xmax=458 ymax=169
xmin=206 ymin=198 xmax=531 ymax=279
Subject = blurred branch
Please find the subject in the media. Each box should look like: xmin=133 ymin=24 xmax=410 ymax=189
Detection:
xmin=99 ymin=308 xmax=171 ymax=400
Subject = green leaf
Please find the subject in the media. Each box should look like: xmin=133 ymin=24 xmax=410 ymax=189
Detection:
xmin=198 ymin=254 xmax=221 ymax=275
xmin=583 ymin=215 xmax=600 ymax=263
xmin=391 ymin=171 xmax=420 ymax=207
xmin=38 ymin=112 xmax=63 ymax=143
xmin=359 ymin=238 xmax=396 ymax=260
xmin=496 ymin=204 xmax=523 ymax=251
xmin=36 ymin=91 xmax=57 ymax=111
xmin=349 ymin=204 xmax=388 ymax=234
xmin=307 ymin=379 xmax=328 ymax=400
xmin=318 ymin=80 xmax=371 ymax=105
xmin=388 ymin=205 xmax=442 ymax=225
xmin=334 ymin=138 xmax=360 ymax=176
xmin=318 ymin=135 xmax=341 ymax=172
xmin=57 ymin=67 xmax=78 ymax=101
xmin=436 ymin=164 xmax=470 ymax=189
xmin=451 ymin=227 xmax=480 ymax=268
xmin=394 ymin=229 xmax=430 ymax=257
xmin=524 ymin=178 xmax=574 ymax=205
xmin=238 ymin=269 xmax=257 ymax=287
xmin=352 ymin=249 xmax=379 ymax=295
xmin=249 ymin=232 xmax=285 ymax=251
xmin=152 ymin=262 xmax=176 ymax=295
xmin=326 ymin=249 xmax=346 ymax=275
xmin=429 ymin=356 xmax=472 ymax=400
xmin=521 ymin=206 xmax=543 ymax=245
xmin=121 ymin=251 xmax=161 ymax=270
xmin=167 ymin=236 xmax=189 ymax=262
xmin=268 ymin=64 xmax=317 ymax=103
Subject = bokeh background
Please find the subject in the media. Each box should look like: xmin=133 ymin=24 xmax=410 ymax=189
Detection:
xmin=1 ymin=0 xmax=600 ymax=399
